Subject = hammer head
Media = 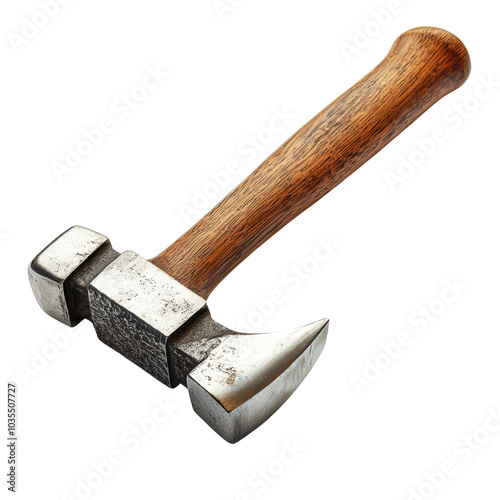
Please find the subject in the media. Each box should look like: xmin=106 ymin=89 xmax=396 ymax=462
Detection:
xmin=28 ymin=226 xmax=328 ymax=442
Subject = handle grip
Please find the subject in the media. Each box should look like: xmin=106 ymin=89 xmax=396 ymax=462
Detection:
xmin=150 ymin=27 xmax=471 ymax=299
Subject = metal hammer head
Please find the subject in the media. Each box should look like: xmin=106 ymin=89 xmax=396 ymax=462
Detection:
xmin=28 ymin=226 xmax=328 ymax=443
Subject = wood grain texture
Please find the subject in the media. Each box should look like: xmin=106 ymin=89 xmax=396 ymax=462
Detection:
xmin=150 ymin=27 xmax=471 ymax=299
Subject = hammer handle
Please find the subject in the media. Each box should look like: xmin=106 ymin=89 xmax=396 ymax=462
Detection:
xmin=150 ymin=27 xmax=470 ymax=299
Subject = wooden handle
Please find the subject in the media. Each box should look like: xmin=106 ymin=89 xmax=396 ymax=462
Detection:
xmin=150 ymin=27 xmax=471 ymax=299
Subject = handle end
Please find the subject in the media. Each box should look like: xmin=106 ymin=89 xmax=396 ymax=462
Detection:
xmin=390 ymin=27 xmax=471 ymax=96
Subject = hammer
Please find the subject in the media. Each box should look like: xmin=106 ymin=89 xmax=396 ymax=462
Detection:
xmin=29 ymin=27 xmax=470 ymax=443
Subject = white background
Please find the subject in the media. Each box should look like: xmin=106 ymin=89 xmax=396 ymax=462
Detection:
xmin=2 ymin=1 xmax=499 ymax=499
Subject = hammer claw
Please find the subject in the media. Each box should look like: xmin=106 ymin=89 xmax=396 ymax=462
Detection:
xmin=187 ymin=319 xmax=329 ymax=443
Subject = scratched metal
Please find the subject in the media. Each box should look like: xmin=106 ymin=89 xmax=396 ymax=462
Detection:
xmin=88 ymin=251 xmax=206 ymax=387
xmin=187 ymin=319 xmax=329 ymax=443
xmin=28 ymin=225 xmax=114 ymax=326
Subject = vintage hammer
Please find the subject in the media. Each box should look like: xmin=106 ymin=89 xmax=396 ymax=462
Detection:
xmin=29 ymin=27 xmax=470 ymax=442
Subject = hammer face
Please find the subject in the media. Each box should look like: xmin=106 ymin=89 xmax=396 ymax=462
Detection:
xmin=28 ymin=226 xmax=112 ymax=326
xmin=88 ymin=251 xmax=206 ymax=387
